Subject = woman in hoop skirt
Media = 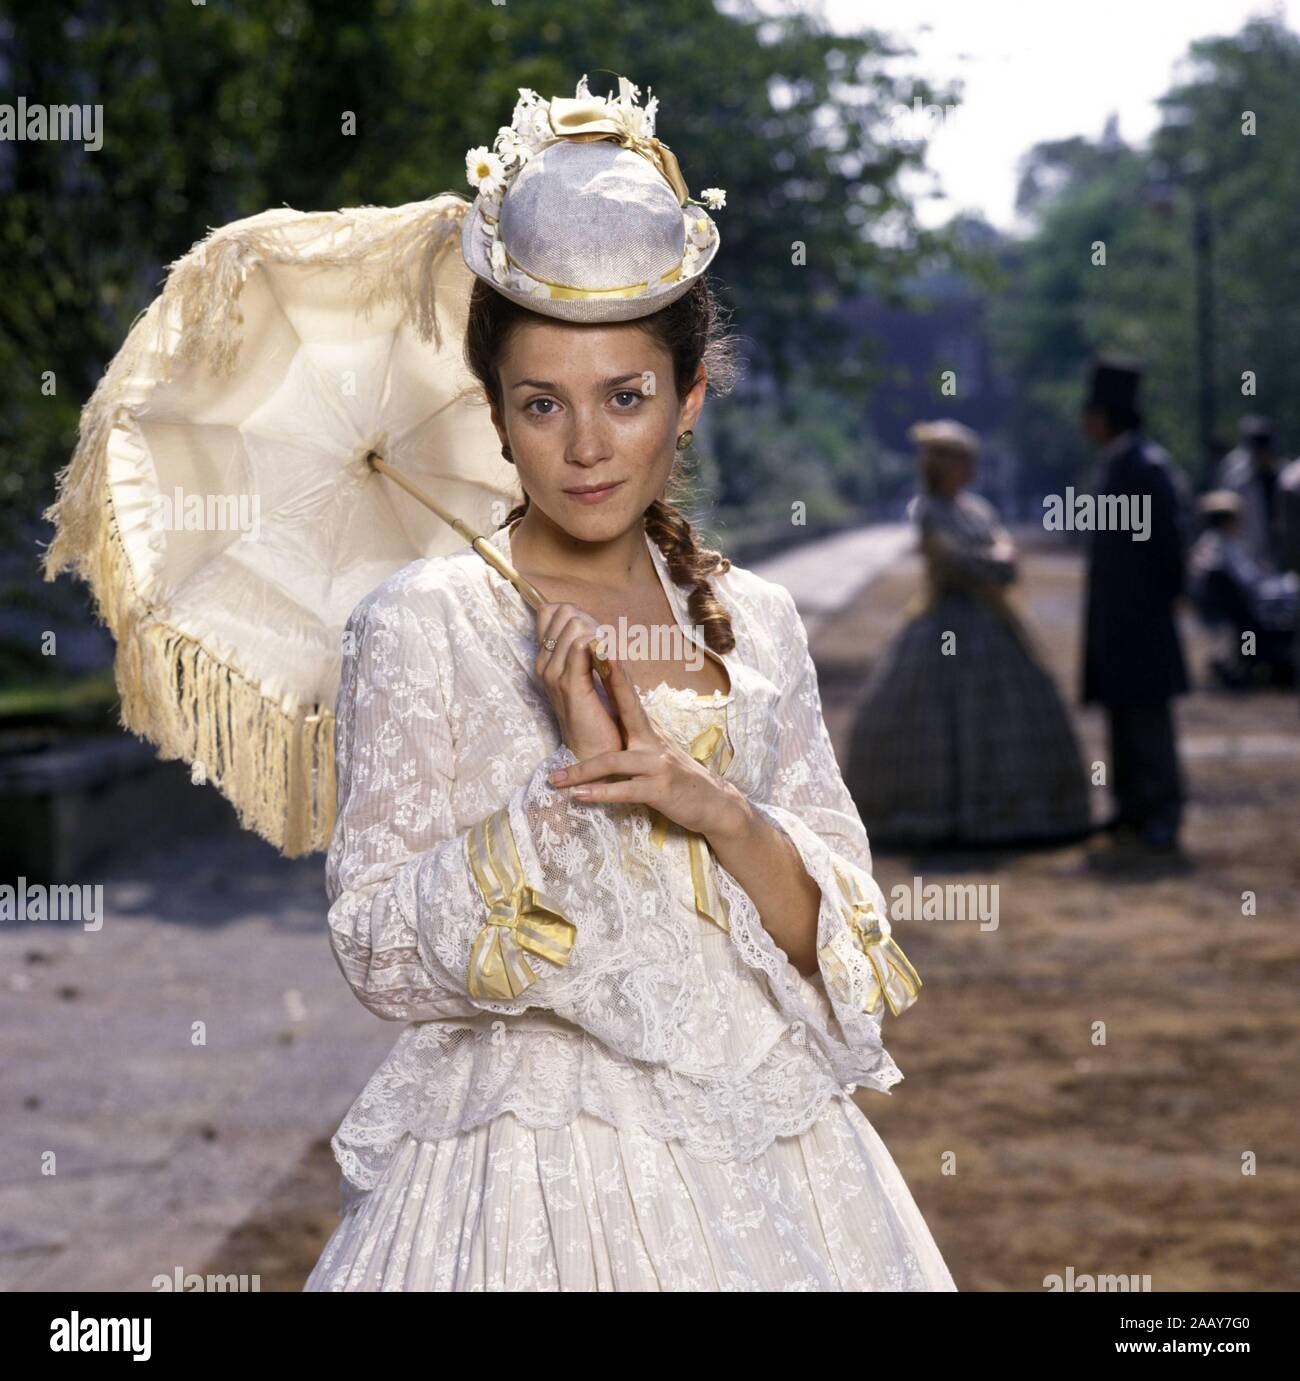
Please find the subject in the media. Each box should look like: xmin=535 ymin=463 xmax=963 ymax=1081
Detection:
xmin=844 ymin=420 xmax=1092 ymax=850
xmin=304 ymin=75 xmax=956 ymax=1292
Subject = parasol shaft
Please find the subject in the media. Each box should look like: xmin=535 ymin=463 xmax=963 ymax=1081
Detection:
xmin=365 ymin=451 xmax=612 ymax=682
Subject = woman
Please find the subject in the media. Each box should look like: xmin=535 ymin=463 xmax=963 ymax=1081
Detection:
xmin=845 ymin=420 xmax=1092 ymax=849
xmin=305 ymin=75 xmax=955 ymax=1291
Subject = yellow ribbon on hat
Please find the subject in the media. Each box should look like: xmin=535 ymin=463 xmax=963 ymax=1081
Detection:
xmin=818 ymin=864 xmax=922 ymax=1018
xmin=649 ymin=721 xmax=734 ymax=933
xmin=547 ymin=95 xmax=691 ymax=205
xmin=465 ymin=803 xmax=577 ymax=1000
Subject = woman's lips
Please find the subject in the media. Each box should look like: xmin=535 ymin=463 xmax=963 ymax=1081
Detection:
xmin=563 ymin=481 xmax=625 ymax=504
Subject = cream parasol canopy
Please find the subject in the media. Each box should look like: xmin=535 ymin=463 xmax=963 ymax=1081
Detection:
xmin=39 ymin=193 xmax=560 ymax=858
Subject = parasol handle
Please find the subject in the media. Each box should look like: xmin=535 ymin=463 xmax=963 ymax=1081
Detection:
xmin=364 ymin=451 xmax=612 ymax=683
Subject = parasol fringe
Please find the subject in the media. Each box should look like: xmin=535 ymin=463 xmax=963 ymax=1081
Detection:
xmin=331 ymin=197 xmax=470 ymax=350
xmin=70 ymin=504 xmax=338 ymax=857
xmin=36 ymin=195 xmax=467 ymax=854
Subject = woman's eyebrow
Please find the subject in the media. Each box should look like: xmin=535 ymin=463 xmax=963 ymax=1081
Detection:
xmin=511 ymin=372 xmax=647 ymax=391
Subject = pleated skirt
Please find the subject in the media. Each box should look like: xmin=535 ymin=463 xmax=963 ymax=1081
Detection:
xmin=303 ymin=1095 xmax=957 ymax=1292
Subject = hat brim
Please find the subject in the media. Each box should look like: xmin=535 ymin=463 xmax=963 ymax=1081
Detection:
xmin=460 ymin=196 xmax=721 ymax=323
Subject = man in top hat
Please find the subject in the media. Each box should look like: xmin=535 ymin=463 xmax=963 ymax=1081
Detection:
xmin=1216 ymin=414 xmax=1286 ymax=573
xmin=1080 ymin=356 xmax=1190 ymax=854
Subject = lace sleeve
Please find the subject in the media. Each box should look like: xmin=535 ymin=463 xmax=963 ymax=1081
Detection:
xmin=325 ymin=590 xmax=688 ymax=1063
xmin=710 ymin=583 xmax=921 ymax=1092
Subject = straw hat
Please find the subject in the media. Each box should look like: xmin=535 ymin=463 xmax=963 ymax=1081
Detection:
xmin=460 ymin=73 xmax=726 ymax=322
xmin=907 ymin=418 xmax=980 ymax=458
xmin=1197 ymin=489 xmax=1244 ymax=517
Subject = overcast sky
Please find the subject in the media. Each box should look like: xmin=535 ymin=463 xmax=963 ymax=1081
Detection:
xmin=811 ymin=0 xmax=1296 ymax=235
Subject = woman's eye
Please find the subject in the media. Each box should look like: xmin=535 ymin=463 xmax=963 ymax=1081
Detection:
xmin=612 ymin=390 xmax=642 ymax=408
xmin=525 ymin=398 xmax=557 ymax=416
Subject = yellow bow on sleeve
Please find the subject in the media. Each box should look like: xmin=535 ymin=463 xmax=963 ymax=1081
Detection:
xmin=649 ymin=722 xmax=734 ymax=933
xmin=465 ymin=804 xmax=577 ymax=1000
xmin=820 ymin=864 xmax=921 ymax=1017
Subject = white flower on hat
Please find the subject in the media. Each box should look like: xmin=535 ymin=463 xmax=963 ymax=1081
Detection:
xmin=465 ymin=145 xmax=506 ymax=197
xmin=511 ymin=87 xmax=544 ymax=128
xmin=489 ymin=237 xmax=510 ymax=286
xmin=494 ymin=126 xmax=531 ymax=171
xmin=687 ymin=214 xmax=713 ymax=249
xmin=507 ymin=87 xmax=553 ymax=147
xmin=699 ymin=187 xmax=726 ymax=209
xmin=519 ymin=273 xmax=550 ymax=300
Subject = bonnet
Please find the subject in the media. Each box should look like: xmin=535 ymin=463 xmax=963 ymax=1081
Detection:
xmin=460 ymin=73 xmax=726 ymax=323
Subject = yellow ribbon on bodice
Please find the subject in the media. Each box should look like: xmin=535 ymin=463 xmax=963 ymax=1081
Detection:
xmin=465 ymin=803 xmax=577 ymax=1000
xmin=649 ymin=721 xmax=734 ymax=933
xmin=547 ymin=95 xmax=691 ymax=205
xmin=819 ymin=864 xmax=922 ymax=1018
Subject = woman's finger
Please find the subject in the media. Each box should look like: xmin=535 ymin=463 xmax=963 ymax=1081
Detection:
xmin=536 ymin=605 xmax=585 ymax=685
xmin=565 ymin=777 xmax=652 ymax=805
xmin=553 ymin=610 xmax=595 ymax=686
xmin=603 ymin=654 xmax=652 ymax=732
xmin=535 ymin=602 xmax=567 ymax=676
xmin=553 ymin=747 xmax=658 ymax=785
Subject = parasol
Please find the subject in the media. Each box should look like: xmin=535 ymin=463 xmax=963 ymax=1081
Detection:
xmin=39 ymin=193 xmax=579 ymax=858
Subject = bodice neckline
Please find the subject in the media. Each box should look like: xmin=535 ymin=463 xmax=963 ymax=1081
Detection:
xmin=636 ymin=680 xmax=734 ymax=706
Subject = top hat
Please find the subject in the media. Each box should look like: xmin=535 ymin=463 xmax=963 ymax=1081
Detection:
xmin=1085 ymin=355 xmax=1143 ymax=414
xmin=1238 ymin=413 xmax=1274 ymax=443
xmin=460 ymin=74 xmax=725 ymax=323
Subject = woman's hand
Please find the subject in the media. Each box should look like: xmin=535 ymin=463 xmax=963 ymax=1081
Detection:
xmin=546 ymin=654 xmax=751 ymax=842
xmin=990 ymin=535 xmax=1018 ymax=564
xmin=535 ymin=601 xmax=624 ymax=761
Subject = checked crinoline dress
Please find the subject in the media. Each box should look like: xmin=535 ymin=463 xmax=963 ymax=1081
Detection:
xmin=303 ymin=519 xmax=957 ymax=1292
xmin=845 ymin=491 xmax=1092 ymax=848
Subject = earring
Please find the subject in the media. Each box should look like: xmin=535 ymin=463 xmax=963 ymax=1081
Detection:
xmin=675 ymin=429 xmax=694 ymax=451
xmin=501 ymin=444 xmax=514 ymax=465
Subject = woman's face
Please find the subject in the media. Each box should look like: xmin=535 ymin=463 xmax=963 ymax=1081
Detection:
xmin=927 ymin=448 xmax=975 ymax=497
xmin=491 ymin=318 xmax=706 ymax=542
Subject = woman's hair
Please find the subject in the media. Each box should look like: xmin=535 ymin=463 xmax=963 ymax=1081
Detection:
xmin=463 ymin=276 xmax=743 ymax=655
xmin=918 ymin=443 xmax=975 ymax=496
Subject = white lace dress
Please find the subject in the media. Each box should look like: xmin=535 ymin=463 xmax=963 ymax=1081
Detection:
xmin=304 ymin=682 xmax=956 ymax=1292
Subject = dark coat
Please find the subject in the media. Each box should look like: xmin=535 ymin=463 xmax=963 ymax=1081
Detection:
xmin=1082 ymin=434 xmax=1190 ymax=705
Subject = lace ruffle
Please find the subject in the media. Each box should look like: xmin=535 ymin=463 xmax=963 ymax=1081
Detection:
xmin=331 ymin=1017 xmax=854 ymax=1193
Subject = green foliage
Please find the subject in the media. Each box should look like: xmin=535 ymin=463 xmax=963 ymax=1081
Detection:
xmin=1 ymin=0 xmax=956 ymax=548
xmin=989 ymin=14 xmax=1300 ymax=495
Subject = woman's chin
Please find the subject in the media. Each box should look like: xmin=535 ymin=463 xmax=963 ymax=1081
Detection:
xmin=549 ymin=497 xmax=641 ymax=540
